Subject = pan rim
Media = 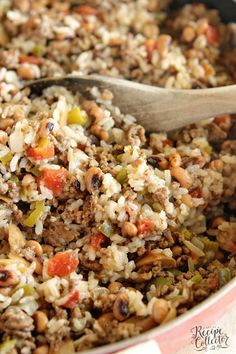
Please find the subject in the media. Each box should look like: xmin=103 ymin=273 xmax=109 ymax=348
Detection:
xmin=80 ymin=277 xmax=236 ymax=354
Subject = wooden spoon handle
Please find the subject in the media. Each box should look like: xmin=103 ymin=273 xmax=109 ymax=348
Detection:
xmin=27 ymin=76 xmax=236 ymax=132
xmin=130 ymin=84 xmax=236 ymax=132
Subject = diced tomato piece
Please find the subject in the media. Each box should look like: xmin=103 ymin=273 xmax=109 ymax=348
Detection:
xmin=48 ymin=251 xmax=79 ymax=277
xmin=38 ymin=168 xmax=68 ymax=197
xmin=90 ymin=232 xmax=107 ymax=250
xmin=26 ymin=143 xmax=55 ymax=160
xmin=189 ymin=187 xmax=202 ymax=199
xmin=206 ymin=26 xmax=220 ymax=45
xmin=19 ymin=56 xmax=43 ymax=65
xmin=76 ymin=5 xmax=100 ymax=16
xmin=137 ymin=219 xmax=154 ymax=235
xmin=202 ymin=63 xmax=214 ymax=76
xmin=162 ymin=139 xmax=173 ymax=147
xmin=214 ymin=115 xmax=231 ymax=131
xmin=62 ymin=290 xmax=79 ymax=309
xmin=208 ymin=275 xmax=220 ymax=290
xmin=190 ymin=252 xmax=200 ymax=262
xmin=145 ymin=39 xmax=157 ymax=62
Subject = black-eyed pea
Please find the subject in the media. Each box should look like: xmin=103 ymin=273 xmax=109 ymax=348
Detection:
xmin=42 ymin=244 xmax=53 ymax=256
xmin=84 ymin=167 xmax=103 ymax=193
xmin=142 ymin=23 xmax=159 ymax=38
xmin=34 ymin=258 xmax=43 ymax=275
xmin=169 ymin=152 xmax=181 ymax=167
xmin=209 ymin=159 xmax=223 ymax=172
xmin=38 ymin=119 xmax=54 ymax=138
xmin=101 ymin=89 xmax=114 ymax=101
xmin=212 ymin=216 xmax=225 ymax=229
xmin=171 ymin=245 xmax=182 ymax=257
xmin=108 ymin=282 xmax=123 ymax=294
xmin=99 ymin=129 xmax=109 ymax=142
xmin=17 ymin=65 xmax=36 ymax=80
xmin=182 ymin=26 xmax=196 ymax=42
xmin=0 ymin=118 xmax=14 ymax=131
xmin=33 ymin=345 xmax=49 ymax=354
xmin=156 ymin=34 xmax=172 ymax=56
xmin=121 ymin=222 xmax=138 ymax=238
xmin=90 ymin=124 xmax=109 ymax=142
xmin=0 ymin=266 xmax=19 ymax=287
xmin=126 ymin=315 xmax=156 ymax=332
xmin=147 ymin=155 xmax=169 ymax=170
xmin=22 ymin=175 xmax=35 ymax=188
xmin=152 ymin=298 xmax=169 ymax=324
xmin=33 ymin=311 xmax=48 ymax=333
xmin=171 ymin=167 xmax=192 ymax=188
xmin=98 ymin=312 xmax=115 ymax=331
xmin=113 ymin=293 xmax=129 ymax=321
xmin=90 ymin=102 xmax=104 ymax=123
xmin=90 ymin=122 xmax=101 ymax=133
xmin=181 ymin=194 xmax=194 ymax=208
xmin=25 ymin=240 xmax=43 ymax=258
xmin=158 ymin=157 xmax=169 ymax=170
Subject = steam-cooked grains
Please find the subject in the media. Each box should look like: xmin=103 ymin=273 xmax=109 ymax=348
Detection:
xmin=0 ymin=0 xmax=236 ymax=353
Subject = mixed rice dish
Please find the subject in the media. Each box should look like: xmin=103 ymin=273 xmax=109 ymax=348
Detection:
xmin=0 ymin=1 xmax=236 ymax=353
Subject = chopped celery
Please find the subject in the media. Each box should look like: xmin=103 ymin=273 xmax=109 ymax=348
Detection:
xmin=115 ymin=168 xmax=128 ymax=184
xmin=116 ymin=154 xmax=124 ymax=162
xmin=29 ymin=166 xmax=40 ymax=177
xmin=38 ymin=137 xmax=50 ymax=148
xmin=143 ymin=193 xmax=153 ymax=206
xmin=218 ymin=268 xmax=231 ymax=287
xmin=204 ymin=144 xmax=213 ymax=154
xmin=179 ymin=227 xmax=192 ymax=240
xmin=188 ymin=257 xmax=195 ymax=272
xmin=67 ymin=107 xmax=88 ymax=126
xmin=22 ymin=284 xmax=36 ymax=296
xmin=168 ymin=130 xmax=181 ymax=142
xmin=0 ymin=339 xmax=16 ymax=354
xmin=202 ymin=237 xmax=219 ymax=252
xmin=168 ymin=269 xmax=182 ymax=276
xmin=184 ymin=240 xmax=205 ymax=257
xmin=0 ymin=152 xmax=13 ymax=165
xmin=23 ymin=201 xmax=45 ymax=227
xmin=191 ymin=273 xmax=203 ymax=283
xmin=149 ymin=276 xmax=172 ymax=288
xmin=21 ymin=187 xmax=28 ymax=198
xmin=212 ymin=259 xmax=224 ymax=268
xmin=152 ymin=202 xmax=162 ymax=212
xmin=32 ymin=43 xmax=43 ymax=57
xmin=10 ymin=175 xmax=19 ymax=184
xmin=99 ymin=220 xmax=114 ymax=238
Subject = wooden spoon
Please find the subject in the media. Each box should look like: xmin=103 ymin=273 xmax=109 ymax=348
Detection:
xmin=27 ymin=75 xmax=236 ymax=132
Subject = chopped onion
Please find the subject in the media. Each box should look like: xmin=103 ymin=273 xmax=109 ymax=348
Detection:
xmin=184 ymin=240 xmax=205 ymax=257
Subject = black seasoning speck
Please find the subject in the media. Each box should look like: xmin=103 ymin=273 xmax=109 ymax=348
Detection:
xmin=74 ymin=180 xmax=81 ymax=192
xmin=47 ymin=122 xmax=54 ymax=131
xmin=147 ymin=156 xmax=159 ymax=168
xmin=91 ymin=174 xmax=102 ymax=190
xmin=120 ymin=301 xmax=129 ymax=317
xmin=0 ymin=271 xmax=8 ymax=281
